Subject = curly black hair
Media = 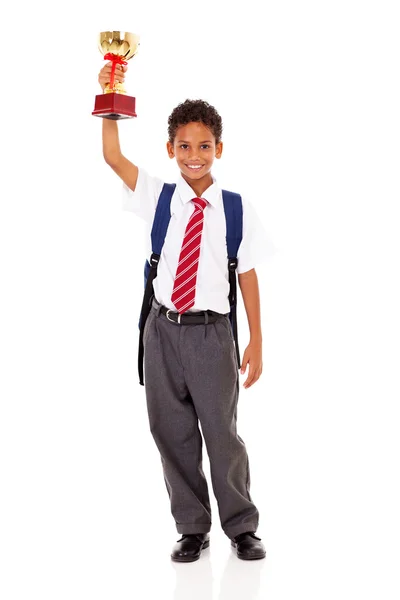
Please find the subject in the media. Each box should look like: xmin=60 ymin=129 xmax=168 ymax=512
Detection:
xmin=167 ymin=99 xmax=223 ymax=144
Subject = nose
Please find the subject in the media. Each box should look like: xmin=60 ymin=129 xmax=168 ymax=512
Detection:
xmin=188 ymin=149 xmax=200 ymax=161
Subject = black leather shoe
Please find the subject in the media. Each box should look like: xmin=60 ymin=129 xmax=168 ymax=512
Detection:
xmin=231 ymin=532 xmax=266 ymax=560
xmin=171 ymin=533 xmax=210 ymax=562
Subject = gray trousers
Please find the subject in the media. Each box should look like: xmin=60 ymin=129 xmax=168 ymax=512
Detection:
xmin=143 ymin=297 xmax=260 ymax=539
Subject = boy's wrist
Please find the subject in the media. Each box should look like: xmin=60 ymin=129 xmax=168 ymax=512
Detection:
xmin=249 ymin=333 xmax=262 ymax=345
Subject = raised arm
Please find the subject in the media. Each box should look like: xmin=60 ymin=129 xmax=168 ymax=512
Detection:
xmin=102 ymin=120 xmax=138 ymax=191
xmin=98 ymin=62 xmax=139 ymax=192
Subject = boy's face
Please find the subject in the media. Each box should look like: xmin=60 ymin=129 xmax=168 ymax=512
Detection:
xmin=166 ymin=122 xmax=223 ymax=186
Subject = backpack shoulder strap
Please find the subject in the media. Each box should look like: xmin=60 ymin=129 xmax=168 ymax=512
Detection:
xmin=221 ymin=189 xmax=243 ymax=259
xmin=151 ymin=183 xmax=176 ymax=254
xmin=138 ymin=182 xmax=176 ymax=386
xmin=221 ymin=189 xmax=243 ymax=370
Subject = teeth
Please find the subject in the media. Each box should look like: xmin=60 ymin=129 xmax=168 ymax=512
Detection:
xmin=188 ymin=165 xmax=202 ymax=169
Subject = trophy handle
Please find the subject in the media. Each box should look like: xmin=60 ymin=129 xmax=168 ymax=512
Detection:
xmin=104 ymin=52 xmax=128 ymax=93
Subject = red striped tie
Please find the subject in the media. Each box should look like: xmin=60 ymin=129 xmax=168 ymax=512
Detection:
xmin=171 ymin=197 xmax=208 ymax=314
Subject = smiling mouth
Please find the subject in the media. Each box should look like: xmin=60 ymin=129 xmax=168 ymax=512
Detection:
xmin=186 ymin=164 xmax=204 ymax=171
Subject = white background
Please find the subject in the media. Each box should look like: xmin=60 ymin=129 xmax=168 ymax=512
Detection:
xmin=1 ymin=1 xmax=399 ymax=598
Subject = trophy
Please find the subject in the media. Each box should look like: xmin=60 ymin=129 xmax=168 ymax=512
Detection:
xmin=92 ymin=31 xmax=140 ymax=120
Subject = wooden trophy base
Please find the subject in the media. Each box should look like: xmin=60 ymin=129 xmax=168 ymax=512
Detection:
xmin=92 ymin=92 xmax=137 ymax=120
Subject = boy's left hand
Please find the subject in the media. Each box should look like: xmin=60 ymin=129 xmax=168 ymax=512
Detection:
xmin=240 ymin=342 xmax=263 ymax=389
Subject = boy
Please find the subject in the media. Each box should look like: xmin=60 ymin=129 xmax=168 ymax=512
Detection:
xmin=99 ymin=61 xmax=267 ymax=562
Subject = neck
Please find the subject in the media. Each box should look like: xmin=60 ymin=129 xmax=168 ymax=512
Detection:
xmin=181 ymin=172 xmax=213 ymax=197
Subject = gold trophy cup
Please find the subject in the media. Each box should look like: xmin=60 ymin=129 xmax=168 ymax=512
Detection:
xmin=92 ymin=31 xmax=140 ymax=120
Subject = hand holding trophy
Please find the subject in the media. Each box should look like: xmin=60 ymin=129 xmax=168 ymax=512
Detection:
xmin=92 ymin=31 xmax=140 ymax=120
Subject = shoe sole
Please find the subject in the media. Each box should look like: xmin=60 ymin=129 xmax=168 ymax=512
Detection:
xmin=171 ymin=539 xmax=210 ymax=562
xmin=231 ymin=541 xmax=266 ymax=560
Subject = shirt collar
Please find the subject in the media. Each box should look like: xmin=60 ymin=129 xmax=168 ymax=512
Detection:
xmin=176 ymin=172 xmax=220 ymax=209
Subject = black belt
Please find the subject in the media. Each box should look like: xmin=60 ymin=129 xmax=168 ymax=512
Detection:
xmin=159 ymin=304 xmax=225 ymax=325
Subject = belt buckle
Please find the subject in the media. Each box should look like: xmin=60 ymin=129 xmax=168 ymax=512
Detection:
xmin=166 ymin=309 xmax=181 ymax=324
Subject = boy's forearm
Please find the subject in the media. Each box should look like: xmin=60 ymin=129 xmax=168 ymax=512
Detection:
xmin=238 ymin=269 xmax=262 ymax=343
xmin=102 ymin=119 xmax=122 ymax=165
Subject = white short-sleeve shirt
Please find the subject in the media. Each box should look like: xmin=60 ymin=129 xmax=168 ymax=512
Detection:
xmin=122 ymin=168 xmax=269 ymax=314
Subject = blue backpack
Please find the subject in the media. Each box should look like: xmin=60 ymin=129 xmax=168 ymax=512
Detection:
xmin=138 ymin=183 xmax=243 ymax=385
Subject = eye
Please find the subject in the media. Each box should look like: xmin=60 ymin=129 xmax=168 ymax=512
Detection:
xmin=180 ymin=144 xmax=189 ymax=149
xmin=201 ymin=145 xmax=210 ymax=149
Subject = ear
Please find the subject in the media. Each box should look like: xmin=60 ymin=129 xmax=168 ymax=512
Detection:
xmin=215 ymin=141 xmax=223 ymax=159
xmin=166 ymin=141 xmax=175 ymax=159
